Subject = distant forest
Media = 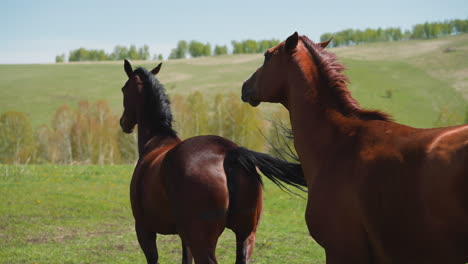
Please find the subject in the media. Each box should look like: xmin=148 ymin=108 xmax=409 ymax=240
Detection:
xmin=320 ymin=18 xmax=468 ymax=47
xmin=55 ymin=18 xmax=468 ymax=62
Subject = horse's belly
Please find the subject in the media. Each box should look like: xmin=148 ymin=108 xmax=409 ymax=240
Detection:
xmin=139 ymin=204 xmax=177 ymax=234
xmin=131 ymin=185 xmax=177 ymax=234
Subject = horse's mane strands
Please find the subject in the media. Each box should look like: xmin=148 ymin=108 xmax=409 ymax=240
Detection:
xmin=299 ymin=36 xmax=392 ymax=122
xmin=134 ymin=67 xmax=177 ymax=137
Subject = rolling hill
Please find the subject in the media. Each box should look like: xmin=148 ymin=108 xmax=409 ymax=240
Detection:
xmin=0 ymin=34 xmax=466 ymax=129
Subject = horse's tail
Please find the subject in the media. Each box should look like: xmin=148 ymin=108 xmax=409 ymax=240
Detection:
xmin=223 ymin=147 xmax=307 ymax=195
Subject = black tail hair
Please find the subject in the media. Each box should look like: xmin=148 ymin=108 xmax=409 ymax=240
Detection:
xmin=224 ymin=147 xmax=307 ymax=195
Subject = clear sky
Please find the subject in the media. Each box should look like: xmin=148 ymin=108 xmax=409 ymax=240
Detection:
xmin=1 ymin=0 xmax=467 ymax=64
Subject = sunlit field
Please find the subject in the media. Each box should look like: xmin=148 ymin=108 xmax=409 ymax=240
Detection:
xmin=0 ymin=165 xmax=324 ymax=264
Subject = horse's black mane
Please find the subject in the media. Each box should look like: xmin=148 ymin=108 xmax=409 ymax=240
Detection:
xmin=134 ymin=67 xmax=177 ymax=137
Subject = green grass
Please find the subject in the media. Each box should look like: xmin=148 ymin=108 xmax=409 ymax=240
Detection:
xmin=344 ymin=58 xmax=466 ymax=128
xmin=0 ymin=165 xmax=324 ymax=264
xmin=0 ymin=35 xmax=466 ymax=128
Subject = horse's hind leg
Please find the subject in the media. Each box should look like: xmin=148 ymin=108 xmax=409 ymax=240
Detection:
xmin=135 ymin=224 xmax=159 ymax=264
xmin=181 ymin=239 xmax=193 ymax=264
xmin=227 ymin=169 xmax=263 ymax=264
xmin=178 ymin=219 xmax=225 ymax=264
xmin=234 ymin=231 xmax=257 ymax=264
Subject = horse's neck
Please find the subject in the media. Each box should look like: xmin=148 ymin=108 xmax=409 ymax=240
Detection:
xmin=137 ymin=118 xmax=179 ymax=158
xmin=287 ymin=80 xmax=357 ymax=180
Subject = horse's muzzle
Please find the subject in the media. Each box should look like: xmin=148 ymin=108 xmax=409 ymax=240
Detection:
xmin=120 ymin=117 xmax=134 ymax=133
xmin=241 ymin=80 xmax=260 ymax=107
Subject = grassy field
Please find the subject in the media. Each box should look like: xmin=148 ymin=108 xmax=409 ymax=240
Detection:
xmin=0 ymin=35 xmax=467 ymax=128
xmin=0 ymin=165 xmax=324 ymax=264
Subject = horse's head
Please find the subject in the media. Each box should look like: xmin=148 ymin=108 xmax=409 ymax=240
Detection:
xmin=119 ymin=60 xmax=162 ymax=133
xmin=241 ymin=32 xmax=332 ymax=108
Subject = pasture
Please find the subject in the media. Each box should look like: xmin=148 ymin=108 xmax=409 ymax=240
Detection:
xmin=0 ymin=165 xmax=323 ymax=263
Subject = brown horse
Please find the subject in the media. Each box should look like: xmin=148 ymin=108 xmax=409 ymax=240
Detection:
xmin=119 ymin=60 xmax=305 ymax=264
xmin=241 ymin=32 xmax=468 ymax=263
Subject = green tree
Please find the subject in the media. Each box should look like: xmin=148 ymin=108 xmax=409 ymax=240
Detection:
xmin=153 ymin=54 xmax=164 ymax=61
xmin=169 ymin=40 xmax=188 ymax=59
xmin=203 ymin=43 xmax=212 ymax=56
xmin=111 ymin=45 xmax=129 ymax=60
xmin=88 ymin=50 xmax=107 ymax=61
xmin=257 ymin=39 xmax=280 ymax=52
xmin=210 ymin=94 xmax=225 ymax=136
xmin=117 ymin=130 xmax=138 ymax=163
xmin=171 ymin=94 xmax=191 ymax=138
xmin=242 ymin=40 xmax=258 ymax=53
xmin=55 ymin=54 xmax=65 ymax=63
xmin=51 ymin=104 xmax=74 ymax=163
xmin=411 ymin=24 xmax=425 ymax=39
xmin=69 ymin=48 xmax=89 ymax=61
xmin=186 ymin=91 xmax=209 ymax=136
xmin=88 ymin=100 xmax=121 ymax=164
xmin=219 ymin=94 xmax=265 ymax=150
xmin=128 ymin=45 xmax=139 ymax=60
xmin=231 ymin=40 xmax=244 ymax=54
xmin=188 ymin=40 xmax=206 ymax=57
xmin=214 ymin=45 xmax=228 ymax=55
xmin=70 ymin=101 xmax=92 ymax=163
xmin=138 ymin=45 xmax=150 ymax=60
xmin=0 ymin=111 xmax=35 ymax=163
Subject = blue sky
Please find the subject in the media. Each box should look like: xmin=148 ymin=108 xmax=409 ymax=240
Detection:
xmin=1 ymin=0 xmax=467 ymax=64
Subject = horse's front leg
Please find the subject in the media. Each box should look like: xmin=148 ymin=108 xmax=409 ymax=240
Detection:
xmin=136 ymin=224 xmax=159 ymax=264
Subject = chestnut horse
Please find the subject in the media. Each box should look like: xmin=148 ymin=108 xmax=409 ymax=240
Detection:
xmin=119 ymin=60 xmax=305 ymax=264
xmin=241 ymin=32 xmax=468 ymax=263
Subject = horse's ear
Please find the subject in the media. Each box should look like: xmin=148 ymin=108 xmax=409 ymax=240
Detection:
xmin=151 ymin=63 xmax=162 ymax=76
xmin=319 ymin=37 xmax=333 ymax=49
xmin=285 ymin=32 xmax=299 ymax=51
xmin=124 ymin=59 xmax=133 ymax=78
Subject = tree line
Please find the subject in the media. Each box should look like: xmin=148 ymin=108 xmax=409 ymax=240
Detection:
xmin=56 ymin=45 xmax=164 ymax=63
xmin=0 ymin=92 xmax=275 ymax=164
xmin=55 ymin=39 xmax=280 ymax=62
xmin=167 ymin=39 xmax=280 ymax=59
xmin=320 ymin=19 xmax=468 ymax=48
xmin=55 ymin=18 xmax=468 ymax=62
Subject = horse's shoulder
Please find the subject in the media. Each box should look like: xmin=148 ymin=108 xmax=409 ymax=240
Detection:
xmin=426 ymin=125 xmax=468 ymax=160
xmin=356 ymin=122 xmax=413 ymax=162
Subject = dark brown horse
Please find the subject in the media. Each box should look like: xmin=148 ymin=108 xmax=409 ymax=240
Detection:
xmin=119 ymin=60 xmax=305 ymax=264
xmin=241 ymin=32 xmax=468 ymax=263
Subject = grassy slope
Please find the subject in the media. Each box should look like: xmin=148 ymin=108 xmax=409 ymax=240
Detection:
xmin=0 ymin=35 xmax=467 ymax=128
xmin=0 ymin=165 xmax=324 ymax=264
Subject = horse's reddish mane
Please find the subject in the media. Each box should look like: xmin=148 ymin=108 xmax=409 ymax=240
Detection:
xmin=299 ymin=36 xmax=392 ymax=122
